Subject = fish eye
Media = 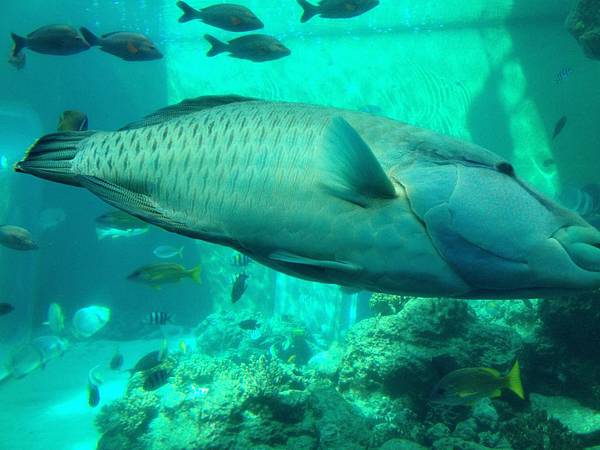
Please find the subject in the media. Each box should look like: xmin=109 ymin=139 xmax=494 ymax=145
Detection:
xmin=496 ymin=162 xmax=515 ymax=177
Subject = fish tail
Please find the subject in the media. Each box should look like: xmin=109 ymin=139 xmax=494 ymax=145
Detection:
xmin=204 ymin=34 xmax=228 ymax=57
xmin=505 ymin=360 xmax=525 ymax=400
xmin=297 ymin=0 xmax=319 ymax=23
xmin=95 ymin=228 xmax=109 ymax=240
xmin=11 ymin=33 xmax=26 ymax=56
xmin=79 ymin=27 xmax=100 ymax=46
xmin=14 ymin=131 xmax=96 ymax=187
xmin=176 ymin=1 xmax=200 ymax=23
xmin=188 ymin=265 xmax=201 ymax=284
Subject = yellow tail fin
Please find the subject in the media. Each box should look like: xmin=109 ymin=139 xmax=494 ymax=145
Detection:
xmin=505 ymin=360 xmax=525 ymax=400
xmin=189 ymin=265 xmax=201 ymax=284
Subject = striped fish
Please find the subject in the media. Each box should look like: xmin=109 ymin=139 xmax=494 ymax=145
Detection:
xmin=143 ymin=311 xmax=172 ymax=326
xmin=15 ymin=95 xmax=600 ymax=299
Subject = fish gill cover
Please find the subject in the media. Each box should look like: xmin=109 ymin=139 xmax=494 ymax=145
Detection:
xmin=1 ymin=1 xmax=600 ymax=449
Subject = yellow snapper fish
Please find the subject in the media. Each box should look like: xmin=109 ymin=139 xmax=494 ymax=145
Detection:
xmin=178 ymin=340 xmax=188 ymax=354
xmin=43 ymin=302 xmax=65 ymax=334
xmin=127 ymin=262 xmax=201 ymax=288
xmin=429 ymin=361 xmax=524 ymax=406
xmin=14 ymin=95 xmax=600 ymax=299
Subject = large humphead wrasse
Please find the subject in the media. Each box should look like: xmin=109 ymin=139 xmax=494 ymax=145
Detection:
xmin=14 ymin=96 xmax=600 ymax=298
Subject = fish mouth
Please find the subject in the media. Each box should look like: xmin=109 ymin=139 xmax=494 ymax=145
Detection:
xmin=551 ymin=225 xmax=600 ymax=273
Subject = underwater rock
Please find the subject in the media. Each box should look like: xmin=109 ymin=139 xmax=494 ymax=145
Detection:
xmin=310 ymin=383 xmax=371 ymax=450
xmin=499 ymin=409 xmax=582 ymax=450
xmin=472 ymin=399 xmax=499 ymax=431
xmin=566 ymin=0 xmax=600 ymax=60
xmin=96 ymin=390 xmax=159 ymax=447
xmin=337 ymin=299 xmax=522 ymax=409
xmin=539 ymin=291 xmax=600 ymax=358
xmin=369 ymin=293 xmax=412 ymax=316
xmin=379 ymin=438 xmax=427 ymax=450
xmin=426 ymin=423 xmax=451 ymax=443
xmin=431 ymin=437 xmax=495 ymax=450
xmin=452 ymin=418 xmax=478 ymax=441
xmin=530 ymin=393 xmax=600 ymax=443
xmin=307 ymin=344 xmax=344 ymax=378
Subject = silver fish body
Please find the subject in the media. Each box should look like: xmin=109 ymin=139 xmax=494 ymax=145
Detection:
xmin=16 ymin=98 xmax=600 ymax=298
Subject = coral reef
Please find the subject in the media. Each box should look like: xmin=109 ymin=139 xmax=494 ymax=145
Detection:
xmin=337 ymin=299 xmax=521 ymax=411
xmin=369 ymin=293 xmax=412 ymax=316
xmin=96 ymin=293 xmax=600 ymax=449
xmin=566 ymin=0 xmax=600 ymax=60
xmin=535 ymin=291 xmax=600 ymax=409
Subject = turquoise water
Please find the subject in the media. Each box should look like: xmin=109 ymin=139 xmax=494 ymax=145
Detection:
xmin=1 ymin=1 xmax=600 ymax=449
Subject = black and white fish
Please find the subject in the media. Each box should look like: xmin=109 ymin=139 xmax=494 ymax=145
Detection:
xmin=143 ymin=368 xmax=171 ymax=391
xmin=143 ymin=311 xmax=173 ymax=326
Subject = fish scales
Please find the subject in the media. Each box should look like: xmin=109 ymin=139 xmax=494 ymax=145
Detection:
xmin=76 ymin=104 xmax=317 ymax=233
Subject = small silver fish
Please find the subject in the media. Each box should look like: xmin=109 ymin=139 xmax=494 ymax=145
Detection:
xmin=153 ymin=245 xmax=184 ymax=259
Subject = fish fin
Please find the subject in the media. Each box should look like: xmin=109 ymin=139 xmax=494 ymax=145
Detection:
xmin=297 ymin=0 xmax=319 ymax=23
xmin=14 ymin=131 xmax=96 ymax=187
xmin=79 ymin=27 xmax=101 ymax=46
xmin=205 ymin=34 xmax=228 ymax=57
xmin=319 ymin=117 xmax=396 ymax=207
xmin=178 ymin=246 xmax=184 ymax=259
xmin=491 ymin=389 xmax=502 ymax=398
xmin=505 ymin=360 xmax=525 ymax=400
xmin=340 ymin=286 xmax=361 ymax=295
xmin=188 ymin=265 xmax=201 ymax=284
xmin=127 ymin=42 xmax=139 ymax=54
xmin=176 ymin=1 xmax=201 ymax=23
xmin=10 ymin=33 xmax=26 ymax=56
xmin=269 ymin=250 xmax=362 ymax=273
xmin=79 ymin=176 xmax=234 ymax=245
xmin=95 ymin=228 xmax=108 ymax=240
xmin=119 ymin=95 xmax=257 ymax=130
xmin=79 ymin=176 xmax=185 ymax=230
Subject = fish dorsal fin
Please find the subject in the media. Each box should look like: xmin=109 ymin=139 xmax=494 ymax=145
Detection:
xmin=319 ymin=117 xmax=396 ymax=207
xmin=119 ymin=95 xmax=258 ymax=130
xmin=269 ymin=250 xmax=362 ymax=273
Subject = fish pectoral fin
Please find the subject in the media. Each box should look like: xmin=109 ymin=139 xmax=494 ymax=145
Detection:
xmin=491 ymin=389 xmax=502 ymax=398
xmin=127 ymin=42 xmax=139 ymax=54
xmin=79 ymin=176 xmax=234 ymax=246
xmin=78 ymin=175 xmax=185 ymax=234
xmin=269 ymin=250 xmax=362 ymax=273
xmin=319 ymin=117 xmax=396 ymax=207
xmin=119 ymin=95 xmax=258 ymax=130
